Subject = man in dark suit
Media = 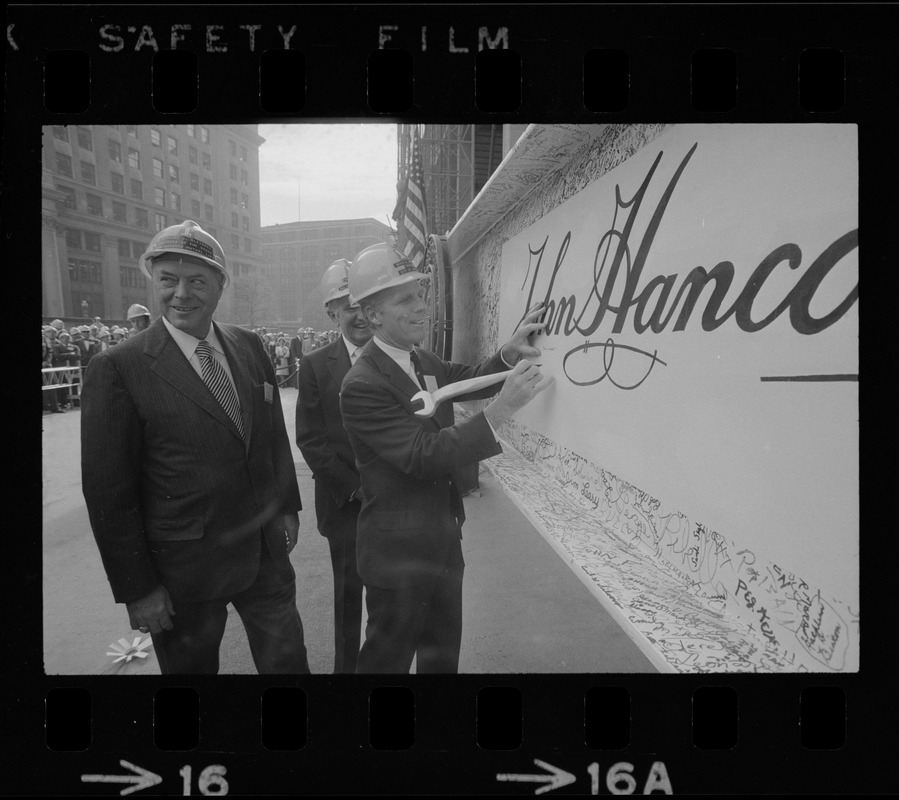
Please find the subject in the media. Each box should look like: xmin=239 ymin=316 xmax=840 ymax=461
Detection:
xmin=295 ymin=259 xmax=370 ymax=673
xmin=288 ymin=328 xmax=304 ymax=389
xmin=340 ymin=243 xmax=550 ymax=674
xmin=81 ymin=220 xmax=310 ymax=675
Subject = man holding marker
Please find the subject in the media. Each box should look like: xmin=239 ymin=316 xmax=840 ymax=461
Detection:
xmin=339 ymin=243 xmax=551 ymax=674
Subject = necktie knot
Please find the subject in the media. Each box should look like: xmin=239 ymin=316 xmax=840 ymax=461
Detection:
xmin=196 ymin=339 xmax=213 ymax=359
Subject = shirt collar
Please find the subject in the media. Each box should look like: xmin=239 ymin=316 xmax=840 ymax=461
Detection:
xmin=162 ymin=316 xmax=224 ymax=360
xmin=372 ymin=335 xmax=414 ymax=373
xmin=342 ymin=334 xmax=362 ymax=361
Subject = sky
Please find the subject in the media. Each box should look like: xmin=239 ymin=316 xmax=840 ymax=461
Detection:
xmin=257 ymin=123 xmax=399 ymax=228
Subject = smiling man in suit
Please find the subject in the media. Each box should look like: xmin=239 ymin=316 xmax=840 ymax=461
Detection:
xmin=81 ymin=220 xmax=310 ymax=675
xmin=295 ymin=259 xmax=371 ymax=673
xmin=340 ymin=243 xmax=551 ymax=674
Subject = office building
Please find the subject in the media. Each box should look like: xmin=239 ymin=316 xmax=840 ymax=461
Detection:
xmin=41 ymin=123 xmax=266 ymax=324
xmin=260 ymin=218 xmax=395 ymax=330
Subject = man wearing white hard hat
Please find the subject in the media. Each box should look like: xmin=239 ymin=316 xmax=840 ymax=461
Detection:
xmin=127 ymin=303 xmax=151 ymax=333
xmin=295 ymin=258 xmax=372 ymax=673
xmin=339 ymin=243 xmax=551 ymax=673
xmin=80 ymin=220 xmax=310 ymax=674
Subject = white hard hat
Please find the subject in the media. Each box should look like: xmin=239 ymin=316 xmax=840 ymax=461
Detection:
xmin=126 ymin=303 xmax=150 ymax=320
xmin=347 ymin=243 xmax=424 ymax=305
xmin=138 ymin=220 xmax=229 ymax=288
xmin=320 ymin=259 xmax=352 ymax=307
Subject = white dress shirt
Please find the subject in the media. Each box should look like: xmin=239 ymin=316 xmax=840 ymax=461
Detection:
xmin=342 ymin=335 xmax=363 ymax=365
xmin=162 ymin=316 xmax=240 ymax=398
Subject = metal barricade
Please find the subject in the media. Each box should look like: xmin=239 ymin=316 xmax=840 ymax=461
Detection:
xmin=42 ymin=365 xmax=83 ymax=407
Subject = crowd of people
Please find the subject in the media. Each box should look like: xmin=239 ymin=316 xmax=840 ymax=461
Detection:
xmin=42 ymin=310 xmax=342 ymax=413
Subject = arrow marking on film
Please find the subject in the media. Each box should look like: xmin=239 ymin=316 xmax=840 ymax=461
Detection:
xmin=497 ymin=759 xmax=577 ymax=795
xmin=81 ymin=760 xmax=162 ymax=796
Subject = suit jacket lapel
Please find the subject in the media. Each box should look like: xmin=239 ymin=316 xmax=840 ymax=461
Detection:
xmin=326 ymin=338 xmax=352 ymax=392
xmin=144 ymin=318 xmax=245 ymax=443
xmin=361 ymin=339 xmax=442 ymax=431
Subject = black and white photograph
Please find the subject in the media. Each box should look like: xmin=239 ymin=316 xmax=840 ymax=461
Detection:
xmin=41 ymin=122 xmax=858 ymax=676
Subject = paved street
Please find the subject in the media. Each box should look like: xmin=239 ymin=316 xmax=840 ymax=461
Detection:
xmin=42 ymin=389 xmax=653 ymax=675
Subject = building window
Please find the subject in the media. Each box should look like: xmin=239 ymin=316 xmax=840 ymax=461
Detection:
xmin=132 ymin=241 xmax=145 ymax=258
xmin=168 ymin=164 xmax=179 ymax=183
xmin=84 ymin=232 xmax=102 ymax=252
xmin=204 ymin=203 xmax=213 ymax=222
xmin=202 ymin=152 xmax=212 ymax=170
xmin=56 ymin=185 xmax=77 ymax=209
xmin=189 ymin=145 xmax=198 ymax=165
xmin=55 ymin=153 xmax=73 ymax=177
xmin=53 ymin=126 xmax=69 ymax=142
xmin=80 ymin=161 xmax=96 ymax=185
xmin=230 ymin=188 xmax=238 ymax=205
xmin=130 ymin=178 xmax=142 ymax=200
xmin=117 ymin=239 xmax=131 ymax=258
xmin=229 ymin=140 xmax=237 ymax=157
xmin=86 ymin=194 xmax=103 ymax=216
xmin=167 ymin=135 xmax=178 ymax=156
xmin=150 ymin=128 xmax=161 ymax=147
xmin=230 ymin=234 xmax=240 ymax=249
xmin=66 ymin=229 xmax=82 ymax=249
xmin=68 ymin=258 xmax=103 ymax=284
xmin=187 ymin=124 xmax=195 ymax=138
xmin=154 ymin=187 xmax=165 ymax=206
xmin=77 ymin=126 xmax=93 ymax=151
xmin=240 ymin=169 xmax=248 ymax=185
xmin=190 ymin=173 xmax=199 ymax=191
xmin=191 ymin=199 xmax=201 ymax=217
xmin=229 ymin=163 xmax=238 ymax=181
xmin=203 ymin=178 xmax=212 ymax=195
xmin=239 ymin=145 xmax=247 ymax=162
xmin=201 ymin=126 xmax=210 ymax=143
xmin=231 ymin=211 xmax=239 ymax=228
xmin=154 ymin=213 xmax=167 ymax=231
xmin=240 ymin=192 xmax=249 ymax=210
xmin=128 ymin=148 xmax=140 ymax=169
xmin=126 ymin=125 xmax=137 ymax=137
xmin=153 ymin=158 xmax=163 ymax=179
xmin=170 ymin=192 xmax=181 ymax=212
xmin=108 ymin=140 xmax=122 ymax=163
xmin=241 ymin=216 xmax=249 ymax=232
xmin=135 ymin=208 xmax=149 ymax=229
xmin=112 ymin=201 xmax=127 ymax=222
xmin=111 ymin=172 xmax=124 ymax=194
xmin=244 ymin=238 xmax=252 ymax=253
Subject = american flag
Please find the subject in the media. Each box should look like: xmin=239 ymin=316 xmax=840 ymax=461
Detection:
xmin=397 ymin=127 xmax=428 ymax=269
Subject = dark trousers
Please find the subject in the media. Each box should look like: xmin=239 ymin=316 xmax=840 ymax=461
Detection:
xmin=327 ymin=525 xmax=364 ymax=674
xmin=355 ymin=542 xmax=464 ymax=674
xmin=151 ymin=539 xmax=310 ymax=675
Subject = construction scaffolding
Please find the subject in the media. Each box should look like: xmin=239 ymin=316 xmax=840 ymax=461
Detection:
xmin=398 ymin=124 xmax=492 ymax=238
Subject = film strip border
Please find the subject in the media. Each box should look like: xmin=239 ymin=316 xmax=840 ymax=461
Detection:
xmin=6 ymin=3 xmax=894 ymax=796
xmin=4 ymin=5 xmax=893 ymax=120
xmin=8 ymin=676 xmax=870 ymax=794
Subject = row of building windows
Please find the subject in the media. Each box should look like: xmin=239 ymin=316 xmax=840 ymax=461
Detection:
xmin=273 ymin=225 xmax=379 ymax=244
xmin=67 ymin=258 xmax=149 ymax=292
xmin=57 ymin=181 xmax=251 ymax=234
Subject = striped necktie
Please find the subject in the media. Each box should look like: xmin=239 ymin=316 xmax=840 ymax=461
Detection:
xmin=408 ymin=350 xmax=427 ymax=390
xmin=195 ymin=339 xmax=245 ymax=439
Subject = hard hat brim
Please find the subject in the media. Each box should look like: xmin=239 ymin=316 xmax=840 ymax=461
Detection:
xmin=139 ymin=251 xmax=230 ymax=288
xmin=349 ymin=270 xmax=424 ymax=306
